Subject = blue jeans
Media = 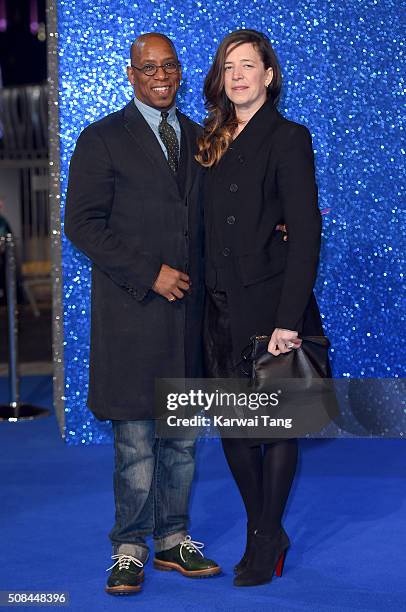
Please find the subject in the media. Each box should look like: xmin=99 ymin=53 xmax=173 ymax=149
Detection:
xmin=109 ymin=420 xmax=196 ymax=562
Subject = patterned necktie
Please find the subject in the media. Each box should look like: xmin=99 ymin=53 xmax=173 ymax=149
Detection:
xmin=159 ymin=111 xmax=179 ymax=173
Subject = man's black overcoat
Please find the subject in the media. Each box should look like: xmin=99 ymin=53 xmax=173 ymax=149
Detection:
xmin=65 ymin=101 xmax=204 ymax=420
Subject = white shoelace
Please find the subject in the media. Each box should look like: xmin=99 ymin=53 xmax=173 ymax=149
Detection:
xmin=179 ymin=535 xmax=205 ymax=563
xmin=106 ymin=554 xmax=144 ymax=572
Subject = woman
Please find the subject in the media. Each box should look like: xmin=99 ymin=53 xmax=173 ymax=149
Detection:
xmin=196 ymin=29 xmax=325 ymax=587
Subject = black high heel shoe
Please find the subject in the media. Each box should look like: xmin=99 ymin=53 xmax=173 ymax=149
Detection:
xmin=233 ymin=527 xmax=290 ymax=587
xmin=233 ymin=525 xmax=256 ymax=575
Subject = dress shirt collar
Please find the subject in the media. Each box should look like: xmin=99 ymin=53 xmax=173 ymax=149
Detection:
xmin=133 ymin=95 xmax=177 ymax=126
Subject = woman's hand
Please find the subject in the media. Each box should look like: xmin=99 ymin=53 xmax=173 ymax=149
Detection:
xmin=267 ymin=328 xmax=302 ymax=356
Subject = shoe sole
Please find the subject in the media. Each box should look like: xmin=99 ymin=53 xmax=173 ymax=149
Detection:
xmin=153 ymin=559 xmax=221 ymax=578
xmin=105 ymin=571 xmax=144 ymax=595
xmin=105 ymin=584 xmax=142 ymax=595
xmin=233 ymin=577 xmax=273 ymax=587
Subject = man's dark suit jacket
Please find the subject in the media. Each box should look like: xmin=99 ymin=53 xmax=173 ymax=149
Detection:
xmin=203 ymin=98 xmax=325 ymax=366
xmin=65 ymin=100 xmax=204 ymax=420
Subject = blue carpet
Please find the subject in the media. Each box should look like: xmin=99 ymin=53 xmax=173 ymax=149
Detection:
xmin=1 ymin=377 xmax=406 ymax=611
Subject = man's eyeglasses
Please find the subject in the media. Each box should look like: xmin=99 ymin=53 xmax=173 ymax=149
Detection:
xmin=130 ymin=62 xmax=181 ymax=77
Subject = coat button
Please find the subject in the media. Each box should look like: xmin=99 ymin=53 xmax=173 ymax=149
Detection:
xmin=229 ymin=183 xmax=238 ymax=192
xmin=227 ymin=215 xmax=236 ymax=225
xmin=222 ymin=247 xmax=231 ymax=256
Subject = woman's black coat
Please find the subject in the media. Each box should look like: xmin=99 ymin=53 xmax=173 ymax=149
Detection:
xmin=203 ymin=99 xmax=324 ymax=365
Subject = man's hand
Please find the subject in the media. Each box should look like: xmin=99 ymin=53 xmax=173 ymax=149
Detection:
xmin=275 ymin=223 xmax=288 ymax=241
xmin=268 ymin=328 xmax=302 ymax=356
xmin=152 ymin=264 xmax=191 ymax=302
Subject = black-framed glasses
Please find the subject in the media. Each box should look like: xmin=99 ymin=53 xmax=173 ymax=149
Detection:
xmin=130 ymin=61 xmax=181 ymax=76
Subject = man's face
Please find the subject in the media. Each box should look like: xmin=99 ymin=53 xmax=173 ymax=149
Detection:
xmin=127 ymin=36 xmax=181 ymax=110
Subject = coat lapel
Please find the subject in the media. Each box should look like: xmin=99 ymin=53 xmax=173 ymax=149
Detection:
xmin=122 ymin=101 xmax=199 ymax=197
xmin=177 ymin=111 xmax=198 ymax=198
xmin=123 ymin=101 xmax=177 ymax=186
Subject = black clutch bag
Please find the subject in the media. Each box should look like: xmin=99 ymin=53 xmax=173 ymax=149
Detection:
xmin=242 ymin=335 xmax=332 ymax=389
xmin=240 ymin=335 xmax=338 ymax=438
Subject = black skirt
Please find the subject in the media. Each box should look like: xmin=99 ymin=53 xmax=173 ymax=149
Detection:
xmin=203 ymin=287 xmax=244 ymax=379
xmin=203 ymin=287 xmax=287 ymax=446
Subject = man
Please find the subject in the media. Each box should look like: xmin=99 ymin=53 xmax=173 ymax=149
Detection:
xmin=65 ymin=33 xmax=220 ymax=596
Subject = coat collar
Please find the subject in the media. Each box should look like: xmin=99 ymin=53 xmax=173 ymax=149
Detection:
xmin=222 ymin=99 xmax=282 ymax=161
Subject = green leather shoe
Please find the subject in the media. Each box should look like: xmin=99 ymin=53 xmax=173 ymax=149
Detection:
xmin=105 ymin=554 xmax=144 ymax=595
xmin=154 ymin=536 xmax=221 ymax=578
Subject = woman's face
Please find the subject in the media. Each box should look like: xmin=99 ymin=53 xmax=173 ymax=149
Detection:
xmin=223 ymin=42 xmax=272 ymax=113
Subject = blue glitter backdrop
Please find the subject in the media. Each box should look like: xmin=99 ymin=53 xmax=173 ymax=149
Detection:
xmin=57 ymin=1 xmax=405 ymax=444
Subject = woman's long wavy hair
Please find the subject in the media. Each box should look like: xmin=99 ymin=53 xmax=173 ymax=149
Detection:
xmin=196 ymin=30 xmax=282 ymax=167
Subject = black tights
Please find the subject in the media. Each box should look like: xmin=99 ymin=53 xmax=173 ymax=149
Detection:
xmin=221 ymin=438 xmax=298 ymax=536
